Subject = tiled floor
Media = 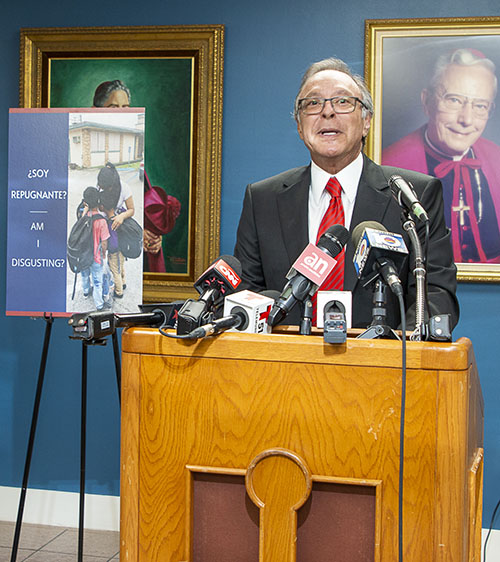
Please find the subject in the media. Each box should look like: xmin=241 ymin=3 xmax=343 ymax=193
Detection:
xmin=0 ymin=521 xmax=119 ymax=562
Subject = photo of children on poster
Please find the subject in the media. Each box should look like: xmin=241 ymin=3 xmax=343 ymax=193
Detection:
xmin=7 ymin=108 xmax=145 ymax=316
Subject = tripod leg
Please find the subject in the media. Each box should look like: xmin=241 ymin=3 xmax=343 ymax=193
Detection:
xmin=10 ymin=315 xmax=54 ymax=562
xmin=111 ymin=331 xmax=121 ymax=406
xmin=78 ymin=342 xmax=88 ymax=562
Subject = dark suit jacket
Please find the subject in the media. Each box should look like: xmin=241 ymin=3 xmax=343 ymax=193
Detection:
xmin=234 ymin=155 xmax=459 ymax=330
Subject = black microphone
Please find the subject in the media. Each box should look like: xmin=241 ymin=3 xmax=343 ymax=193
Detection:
xmin=389 ymin=174 xmax=429 ymax=222
xmin=268 ymin=224 xmax=349 ymax=327
xmin=188 ymin=311 xmax=247 ymax=339
xmin=189 ymin=289 xmax=276 ymax=338
xmin=352 ymin=221 xmax=408 ymax=296
xmin=177 ymin=255 xmax=242 ymax=335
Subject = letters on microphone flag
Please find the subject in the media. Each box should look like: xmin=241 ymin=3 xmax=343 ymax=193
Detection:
xmin=288 ymin=242 xmax=338 ymax=287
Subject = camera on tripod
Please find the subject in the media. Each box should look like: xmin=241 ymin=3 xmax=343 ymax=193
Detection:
xmin=68 ymin=302 xmax=184 ymax=343
xmin=69 ymin=310 xmax=116 ymax=342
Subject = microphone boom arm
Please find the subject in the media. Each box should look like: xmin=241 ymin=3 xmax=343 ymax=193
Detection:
xmin=402 ymin=216 xmax=426 ymax=341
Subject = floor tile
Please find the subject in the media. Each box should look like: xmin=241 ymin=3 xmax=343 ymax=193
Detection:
xmin=21 ymin=553 xmax=110 ymax=562
xmin=39 ymin=528 xmax=119 ymax=558
xmin=0 ymin=522 xmax=65 ymax=550
xmin=0 ymin=522 xmax=120 ymax=561
xmin=0 ymin=545 xmax=35 ymax=562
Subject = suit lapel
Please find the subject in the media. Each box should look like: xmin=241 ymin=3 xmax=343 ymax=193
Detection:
xmin=345 ymin=156 xmax=392 ymax=290
xmin=273 ymin=159 xmax=392 ymax=292
xmin=276 ymin=166 xmax=311 ymax=265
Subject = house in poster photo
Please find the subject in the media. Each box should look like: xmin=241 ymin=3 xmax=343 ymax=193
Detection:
xmin=69 ymin=115 xmax=144 ymax=169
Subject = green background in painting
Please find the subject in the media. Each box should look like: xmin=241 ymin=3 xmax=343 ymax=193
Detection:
xmin=49 ymin=57 xmax=192 ymax=274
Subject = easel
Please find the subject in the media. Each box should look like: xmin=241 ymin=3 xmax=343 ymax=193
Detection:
xmin=10 ymin=314 xmax=121 ymax=562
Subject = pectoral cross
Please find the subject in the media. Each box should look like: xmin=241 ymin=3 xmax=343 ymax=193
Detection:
xmin=452 ymin=194 xmax=470 ymax=227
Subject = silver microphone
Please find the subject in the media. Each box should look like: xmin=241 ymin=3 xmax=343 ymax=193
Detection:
xmin=389 ymin=174 xmax=429 ymax=222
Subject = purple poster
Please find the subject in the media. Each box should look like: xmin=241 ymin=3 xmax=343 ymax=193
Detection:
xmin=7 ymin=108 xmax=145 ymax=316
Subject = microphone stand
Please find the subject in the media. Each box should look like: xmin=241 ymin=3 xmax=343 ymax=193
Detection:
xmin=357 ymin=278 xmax=400 ymax=340
xmin=299 ymin=296 xmax=313 ymax=335
xmin=401 ymin=212 xmax=427 ymax=341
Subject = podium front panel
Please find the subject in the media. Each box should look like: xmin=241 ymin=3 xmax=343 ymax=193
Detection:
xmin=120 ymin=329 xmax=483 ymax=562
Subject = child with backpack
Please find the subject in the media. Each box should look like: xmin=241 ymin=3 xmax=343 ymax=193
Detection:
xmin=97 ymin=162 xmax=136 ymax=298
xmin=80 ymin=187 xmax=112 ymax=310
xmin=98 ymin=163 xmax=143 ymax=299
xmin=99 ymin=187 xmax=126 ymax=300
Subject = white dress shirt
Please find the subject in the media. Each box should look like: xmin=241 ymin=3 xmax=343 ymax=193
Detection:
xmin=308 ymin=153 xmax=363 ymax=243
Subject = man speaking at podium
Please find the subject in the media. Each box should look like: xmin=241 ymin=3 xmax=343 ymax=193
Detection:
xmin=234 ymin=57 xmax=459 ymax=330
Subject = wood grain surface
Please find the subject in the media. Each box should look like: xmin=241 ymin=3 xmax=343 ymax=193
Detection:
xmin=120 ymin=329 xmax=483 ymax=562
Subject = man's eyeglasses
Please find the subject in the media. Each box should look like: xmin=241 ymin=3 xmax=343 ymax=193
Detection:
xmin=436 ymin=91 xmax=495 ymax=119
xmin=297 ymin=96 xmax=367 ymax=115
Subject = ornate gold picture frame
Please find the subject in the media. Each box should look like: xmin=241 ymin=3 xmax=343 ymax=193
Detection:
xmin=365 ymin=17 xmax=500 ymax=282
xmin=20 ymin=25 xmax=224 ymax=300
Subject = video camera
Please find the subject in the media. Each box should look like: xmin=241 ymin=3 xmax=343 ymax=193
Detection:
xmin=68 ymin=302 xmax=183 ymax=343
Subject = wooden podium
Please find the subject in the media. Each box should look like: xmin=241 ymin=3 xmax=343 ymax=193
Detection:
xmin=120 ymin=329 xmax=483 ymax=562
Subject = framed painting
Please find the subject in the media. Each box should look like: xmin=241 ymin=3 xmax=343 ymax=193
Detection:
xmin=365 ymin=17 xmax=500 ymax=282
xmin=20 ymin=25 xmax=224 ymax=301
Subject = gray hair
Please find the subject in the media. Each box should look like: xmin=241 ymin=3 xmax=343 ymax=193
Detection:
xmin=93 ymin=80 xmax=131 ymax=107
xmin=430 ymin=48 xmax=497 ymax=96
xmin=293 ymin=57 xmax=374 ymax=121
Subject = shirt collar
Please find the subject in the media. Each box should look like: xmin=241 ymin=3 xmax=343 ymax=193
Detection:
xmin=310 ymin=153 xmax=363 ymax=204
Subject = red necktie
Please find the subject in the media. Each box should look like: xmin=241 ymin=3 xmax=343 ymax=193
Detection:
xmin=316 ymin=176 xmax=345 ymax=289
xmin=312 ymin=177 xmax=345 ymax=324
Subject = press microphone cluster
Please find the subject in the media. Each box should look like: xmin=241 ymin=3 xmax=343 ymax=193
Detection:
xmin=268 ymin=224 xmax=349 ymax=327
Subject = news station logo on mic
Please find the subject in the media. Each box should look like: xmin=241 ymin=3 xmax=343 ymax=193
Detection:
xmin=223 ymin=290 xmax=275 ymax=334
xmin=213 ymin=259 xmax=242 ymax=290
xmin=354 ymin=228 xmax=407 ymax=278
xmin=289 ymin=243 xmax=337 ymax=288
xmin=197 ymin=257 xmax=242 ymax=293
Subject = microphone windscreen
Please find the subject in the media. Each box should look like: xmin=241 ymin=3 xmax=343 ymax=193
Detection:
xmin=351 ymin=221 xmax=385 ymax=248
xmin=217 ymin=254 xmax=243 ymax=276
xmin=318 ymin=224 xmax=349 ymax=256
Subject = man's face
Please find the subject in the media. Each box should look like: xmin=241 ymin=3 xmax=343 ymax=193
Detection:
xmin=422 ymin=63 xmax=496 ymax=156
xmin=103 ymin=89 xmax=130 ymax=108
xmin=296 ymin=69 xmax=371 ymax=175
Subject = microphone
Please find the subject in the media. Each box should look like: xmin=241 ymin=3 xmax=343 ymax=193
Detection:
xmin=188 ymin=313 xmax=247 ymax=339
xmin=268 ymin=224 xmax=349 ymax=327
xmin=189 ymin=290 xmax=275 ymax=339
xmin=316 ymin=291 xmax=352 ymax=329
xmin=223 ymin=290 xmax=275 ymax=334
xmin=389 ymin=174 xmax=429 ymax=222
xmin=352 ymin=221 xmax=408 ymax=296
xmin=177 ymin=255 xmax=242 ymax=335
xmin=323 ymin=300 xmax=347 ymax=344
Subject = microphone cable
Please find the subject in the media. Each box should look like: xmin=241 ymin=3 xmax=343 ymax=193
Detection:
xmin=396 ymin=292 xmax=407 ymax=562
xmin=159 ymin=326 xmax=197 ymax=339
xmin=158 ymin=309 xmax=202 ymax=339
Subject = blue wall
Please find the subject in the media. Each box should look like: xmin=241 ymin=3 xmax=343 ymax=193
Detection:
xmin=0 ymin=0 xmax=499 ymax=529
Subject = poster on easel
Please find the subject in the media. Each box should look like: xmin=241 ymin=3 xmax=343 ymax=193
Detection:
xmin=7 ymin=108 xmax=145 ymax=317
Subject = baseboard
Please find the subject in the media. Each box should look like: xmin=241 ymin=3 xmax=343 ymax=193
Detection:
xmin=483 ymin=528 xmax=500 ymax=561
xmin=0 ymin=486 xmax=119 ymax=531
xmin=0 ymin=485 xmax=498 ymax=557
